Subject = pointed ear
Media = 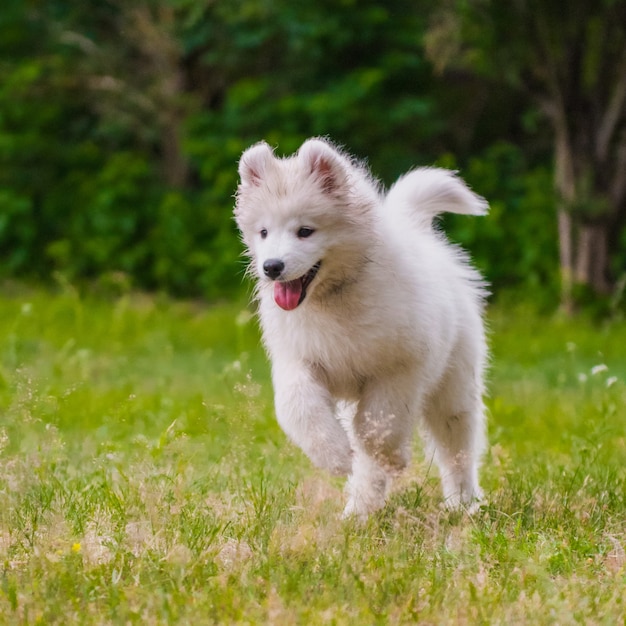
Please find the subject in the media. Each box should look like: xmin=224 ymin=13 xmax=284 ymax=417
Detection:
xmin=298 ymin=139 xmax=347 ymax=193
xmin=238 ymin=141 xmax=274 ymax=187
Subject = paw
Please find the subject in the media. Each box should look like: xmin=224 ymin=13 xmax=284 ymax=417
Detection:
xmin=342 ymin=460 xmax=389 ymax=520
xmin=443 ymin=487 xmax=485 ymax=514
xmin=463 ymin=498 xmax=485 ymax=515
xmin=341 ymin=499 xmax=370 ymax=522
xmin=341 ymin=494 xmax=384 ymax=521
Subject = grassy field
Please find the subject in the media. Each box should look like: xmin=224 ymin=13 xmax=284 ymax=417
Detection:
xmin=0 ymin=285 xmax=624 ymax=624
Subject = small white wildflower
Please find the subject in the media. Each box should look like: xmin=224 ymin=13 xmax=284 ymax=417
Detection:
xmin=578 ymin=373 xmax=588 ymax=383
xmin=591 ymin=364 xmax=608 ymax=376
xmin=606 ymin=376 xmax=618 ymax=388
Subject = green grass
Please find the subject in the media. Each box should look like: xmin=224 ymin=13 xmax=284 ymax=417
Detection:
xmin=0 ymin=285 xmax=624 ymax=624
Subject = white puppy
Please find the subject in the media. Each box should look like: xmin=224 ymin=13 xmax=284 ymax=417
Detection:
xmin=235 ymin=138 xmax=488 ymax=518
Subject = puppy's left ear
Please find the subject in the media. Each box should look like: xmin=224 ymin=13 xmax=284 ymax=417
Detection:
xmin=299 ymin=139 xmax=347 ymax=193
xmin=239 ymin=141 xmax=274 ymax=187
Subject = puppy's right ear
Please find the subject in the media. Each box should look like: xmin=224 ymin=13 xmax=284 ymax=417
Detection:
xmin=238 ymin=142 xmax=274 ymax=187
xmin=298 ymin=138 xmax=347 ymax=194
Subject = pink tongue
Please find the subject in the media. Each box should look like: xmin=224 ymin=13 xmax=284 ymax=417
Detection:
xmin=274 ymin=279 xmax=303 ymax=311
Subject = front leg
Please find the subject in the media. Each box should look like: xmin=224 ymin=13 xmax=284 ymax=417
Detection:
xmin=344 ymin=373 xmax=417 ymax=518
xmin=272 ymin=361 xmax=353 ymax=476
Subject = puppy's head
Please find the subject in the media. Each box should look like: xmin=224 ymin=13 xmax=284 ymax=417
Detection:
xmin=235 ymin=138 xmax=365 ymax=310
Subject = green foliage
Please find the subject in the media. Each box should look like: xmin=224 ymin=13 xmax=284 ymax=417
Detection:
xmin=4 ymin=0 xmax=622 ymax=301
xmin=0 ymin=290 xmax=625 ymax=622
xmin=441 ymin=142 xmax=559 ymax=301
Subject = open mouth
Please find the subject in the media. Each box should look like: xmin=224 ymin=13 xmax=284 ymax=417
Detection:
xmin=273 ymin=261 xmax=321 ymax=311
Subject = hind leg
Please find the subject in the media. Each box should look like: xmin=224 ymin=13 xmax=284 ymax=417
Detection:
xmin=423 ymin=364 xmax=486 ymax=509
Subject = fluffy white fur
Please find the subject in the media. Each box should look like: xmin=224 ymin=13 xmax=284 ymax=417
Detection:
xmin=235 ymin=138 xmax=489 ymax=518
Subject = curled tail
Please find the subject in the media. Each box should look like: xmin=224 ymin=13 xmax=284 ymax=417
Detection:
xmin=384 ymin=167 xmax=488 ymax=228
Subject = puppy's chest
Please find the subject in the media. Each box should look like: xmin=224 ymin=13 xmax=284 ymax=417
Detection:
xmin=280 ymin=313 xmax=403 ymax=396
xmin=306 ymin=339 xmax=369 ymax=397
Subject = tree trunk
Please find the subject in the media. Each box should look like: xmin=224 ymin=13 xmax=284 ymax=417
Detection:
xmin=127 ymin=4 xmax=190 ymax=189
xmin=530 ymin=3 xmax=626 ymax=311
xmin=553 ymin=122 xmax=576 ymax=313
xmin=552 ymin=109 xmax=617 ymax=309
xmin=557 ymin=209 xmax=574 ymax=312
xmin=574 ymin=222 xmax=611 ymax=294
xmin=159 ymin=66 xmax=189 ymax=188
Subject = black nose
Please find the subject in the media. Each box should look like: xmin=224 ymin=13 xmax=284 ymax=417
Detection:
xmin=263 ymin=259 xmax=285 ymax=280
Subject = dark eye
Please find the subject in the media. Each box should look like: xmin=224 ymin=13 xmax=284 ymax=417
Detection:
xmin=260 ymin=228 xmax=268 ymax=239
xmin=297 ymin=227 xmax=315 ymax=238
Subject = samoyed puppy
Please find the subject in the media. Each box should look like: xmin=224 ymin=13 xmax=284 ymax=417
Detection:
xmin=235 ymin=138 xmax=488 ymax=518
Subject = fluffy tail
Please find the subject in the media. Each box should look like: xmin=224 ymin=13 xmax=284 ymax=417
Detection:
xmin=384 ymin=167 xmax=488 ymax=228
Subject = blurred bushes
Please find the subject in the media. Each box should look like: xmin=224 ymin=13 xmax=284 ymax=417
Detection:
xmin=0 ymin=0 xmax=561 ymax=301
xmin=441 ymin=143 xmax=558 ymax=303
